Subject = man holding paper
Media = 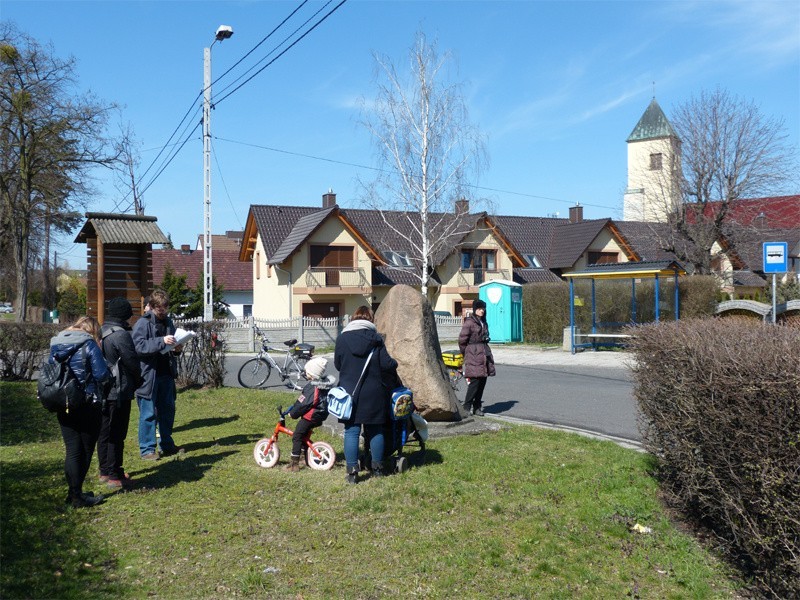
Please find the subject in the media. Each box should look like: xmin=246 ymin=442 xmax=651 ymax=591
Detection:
xmin=132 ymin=290 xmax=184 ymax=460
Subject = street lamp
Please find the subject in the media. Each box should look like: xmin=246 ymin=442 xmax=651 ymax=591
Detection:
xmin=203 ymin=24 xmax=234 ymax=322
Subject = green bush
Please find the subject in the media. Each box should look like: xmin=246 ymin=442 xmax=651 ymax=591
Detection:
xmin=627 ymin=319 xmax=800 ymax=597
xmin=521 ymin=282 xmax=570 ymax=344
xmin=0 ymin=323 xmax=61 ymax=380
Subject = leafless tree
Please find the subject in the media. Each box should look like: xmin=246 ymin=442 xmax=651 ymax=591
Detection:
xmin=648 ymin=89 xmax=798 ymax=274
xmin=0 ymin=23 xmax=119 ymax=321
xmin=359 ymin=32 xmax=488 ymax=297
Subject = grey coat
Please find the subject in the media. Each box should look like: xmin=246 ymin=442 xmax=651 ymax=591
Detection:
xmin=131 ymin=311 xmax=177 ymax=399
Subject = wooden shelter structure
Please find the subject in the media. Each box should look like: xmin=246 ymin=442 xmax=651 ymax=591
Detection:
xmin=75 ymin=213 xmax=169 ymax=324
xmin=563 ymin=260 xmax=687 ymax=353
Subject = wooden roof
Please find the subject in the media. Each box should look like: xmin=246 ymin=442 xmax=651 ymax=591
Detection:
xmin=74 ymin=213 xmax=169 ymax=245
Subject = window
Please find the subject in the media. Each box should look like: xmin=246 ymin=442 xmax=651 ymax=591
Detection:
xmin=461 ymin=249 xmax=497 ymax=270
xmin=588 ymin=252 xmax=618 ymax=265
xmin=649 ymin=153 xmax=663 ymax=170
xmin=524 ymin=253 xmax=541 ymax=268
xmin=385 ymin=251 xmax=411 ymax=267
xmin=256 ymin=252 xmax=260 ymax=279
xmin=310 ymin=245 xmax=354 ymax=268
xmin=243 ymin=305 xmax=252 ymax=318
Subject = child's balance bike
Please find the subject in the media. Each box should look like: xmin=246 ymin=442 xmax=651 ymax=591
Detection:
xmin=253 ymin=406 xmax=336 ymax=470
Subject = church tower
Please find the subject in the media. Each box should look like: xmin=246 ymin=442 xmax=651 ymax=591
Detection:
xmin=623 ymin=98 xmax=682 ymax=222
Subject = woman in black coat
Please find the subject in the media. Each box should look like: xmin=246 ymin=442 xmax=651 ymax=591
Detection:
xmin=334 ymin=305 xmax=398 ymax=484
xmin=458 ymin=299 xmax=495 ymax=416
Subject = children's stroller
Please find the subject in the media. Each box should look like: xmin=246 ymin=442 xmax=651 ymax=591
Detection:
xmin=361 ymin=386 xmax=427 ymax=474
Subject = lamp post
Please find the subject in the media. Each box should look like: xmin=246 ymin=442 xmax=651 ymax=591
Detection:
xmin=203 ymin=24 xmax=234 ymax=322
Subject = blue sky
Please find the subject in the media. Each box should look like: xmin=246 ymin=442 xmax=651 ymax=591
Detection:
xmin=4 ymin=0 xmax=799 ymax=270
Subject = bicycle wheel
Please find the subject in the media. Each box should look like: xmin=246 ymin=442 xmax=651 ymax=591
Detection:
xmin=284 ymin=361 xmax=306 ymax=390
xmin=254 ymin=438 xmax=279 ymax=468
xmin=238 ymin=358 xmax=271 ymax=388
xmin=306 ymin=441 xmax=336 ymax=470
xmin=448 ymin=369 xmax=462 ymax=391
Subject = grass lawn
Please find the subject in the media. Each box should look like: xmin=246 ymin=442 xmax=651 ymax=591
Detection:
xmin=1 ymin=382 xmax=739 ymax=599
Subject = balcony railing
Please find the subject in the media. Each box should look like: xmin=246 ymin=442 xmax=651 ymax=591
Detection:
xmin=306 ymin=267 xmax=369 ymax=289
xmin=456 ymin=269 xmax=511 ymax=287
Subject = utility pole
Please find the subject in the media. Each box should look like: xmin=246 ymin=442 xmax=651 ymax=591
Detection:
xmin=203 ymin=25 xmax=233 ymax=322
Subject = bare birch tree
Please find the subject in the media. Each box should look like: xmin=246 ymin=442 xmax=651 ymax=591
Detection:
xmin=647 ymin=89 xmax=798 ymax=274
xmin=0 ymin=24 xmax=118 ymax=321
xmin=359 ymin=32 xmax=488 ymax=297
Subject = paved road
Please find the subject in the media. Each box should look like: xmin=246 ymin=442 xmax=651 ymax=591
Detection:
xmin=225 ymin=347 xmax=640 ymax=445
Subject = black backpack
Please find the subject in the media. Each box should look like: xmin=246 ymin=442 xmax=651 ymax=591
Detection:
xmin=101 ymin=325 xmax=124 ymax=399
xmin=37 ymin=342 xmax=89 ymax=413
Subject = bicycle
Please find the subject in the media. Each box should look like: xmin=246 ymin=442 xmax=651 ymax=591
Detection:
xmin=253 ymin=406 xmax=336 ymax=470
xmin=237 ymin=326 xmax=314 ymax=390
xmin=442 ymin=350 xmax=466 ymax=391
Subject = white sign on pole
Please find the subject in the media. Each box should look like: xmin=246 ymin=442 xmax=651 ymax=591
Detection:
xmin=763 ymin=242 xmax=788 ymax=274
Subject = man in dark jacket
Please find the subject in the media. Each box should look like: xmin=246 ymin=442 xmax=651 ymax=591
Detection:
xmin=334 ymin=305 xmax=399 ymax=484
xmin=132 ymin=290 xmax=182 ymax=460
xmin=97 ymin=297 xmax=141 ymax=488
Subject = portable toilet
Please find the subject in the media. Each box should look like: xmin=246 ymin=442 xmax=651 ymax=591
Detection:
xmin=479 ymin=280 xmax=523 ymax=343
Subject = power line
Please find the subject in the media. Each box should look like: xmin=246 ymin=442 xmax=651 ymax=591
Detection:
xmin=210 ymin=0 xmax=310 ymax=95
xmin=214 ymin=0 xmax=348 ymax=107
xmin=210 ymin=137 xmax=244 ymax=229
xmin=214 ymin=136 xmax=618 ymax=211
xmin=138 ymin=122 xmax=201 ymax=198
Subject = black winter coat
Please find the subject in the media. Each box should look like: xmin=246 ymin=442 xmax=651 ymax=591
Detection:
xmin=101 ymin=318 xmax=141 ymax=404
xmin=334 ymin=321 xmax=398 ymax=425
xmin=458 ymin=315 xmax=496 ymax=378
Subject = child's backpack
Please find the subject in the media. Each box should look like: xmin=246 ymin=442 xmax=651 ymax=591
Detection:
xmin=391 ymin=386 xmax=414 ymax=420
xmin=37 ymin=343 xmax=89 ymax=413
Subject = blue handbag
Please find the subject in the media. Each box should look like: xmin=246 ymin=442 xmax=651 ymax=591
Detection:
xmin=327 ymin=350 xmax=374 ymax=420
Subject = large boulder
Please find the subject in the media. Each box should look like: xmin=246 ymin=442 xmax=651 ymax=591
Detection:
xmin=374 ymin=285 xmax=465 ymax=421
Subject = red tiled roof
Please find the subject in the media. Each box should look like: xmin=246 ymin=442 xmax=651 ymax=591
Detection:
xmin=152 ymin=248 xmax=252 ymax=291
xmin=686 ymin=195 xmax=800 ymax=229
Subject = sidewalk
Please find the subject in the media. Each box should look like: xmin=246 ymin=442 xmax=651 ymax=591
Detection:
xmin=487 ymin=344 xmax=634 ymax=369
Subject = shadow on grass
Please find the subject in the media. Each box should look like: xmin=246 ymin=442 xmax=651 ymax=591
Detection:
xmin=0 ymin=382 xmax=62 ymax=446
xmin=172 ymin=415 xmax=240 ymax=433
xmin=180 ymin=433 xmax=262 ymax=454
xmin=0 ymin=458 xmax=126 ymax=600
xmin=128 ymin=448 xmax=239 ymax=490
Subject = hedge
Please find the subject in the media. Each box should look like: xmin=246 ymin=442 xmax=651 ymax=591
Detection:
xmin=627 ymin=319 xmax=799 ymax=597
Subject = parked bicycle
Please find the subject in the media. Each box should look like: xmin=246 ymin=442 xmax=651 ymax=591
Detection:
xmin=237 ymin=326 xmax=315 ymax=390
xmin=442 ymin=350 xmax=465 ymax=391
xmin=253 ymin=405 xmax=336 ymax=470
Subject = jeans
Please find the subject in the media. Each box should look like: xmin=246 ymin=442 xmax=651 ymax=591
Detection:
xmin=137 ymin=375 xmax=177 ymax=456
xmin=464 ymin=377 xmax=487 ymax=411
xmin=344 ymin=423 xmax=384 ymax=469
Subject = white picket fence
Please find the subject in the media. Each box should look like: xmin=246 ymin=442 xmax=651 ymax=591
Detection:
xmin=176 ymin=315 xmax=463 ymax=353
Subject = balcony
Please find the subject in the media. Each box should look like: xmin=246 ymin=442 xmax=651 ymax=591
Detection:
xmin=305 ymin=267 xmax=370 ymax=292
xmin=456 ymin=269 xmax=511 ymax=288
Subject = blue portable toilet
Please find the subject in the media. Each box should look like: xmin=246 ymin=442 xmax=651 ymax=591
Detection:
xmin=478 ymin=280 xmax=523 ymax=343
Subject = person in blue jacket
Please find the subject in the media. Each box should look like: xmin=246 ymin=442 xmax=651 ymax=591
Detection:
xmin=334 ymin=305 xmax=399 ymax=484
xmin=48 ymin=316 xmax=110 ymax=508
xmin=132 ymin=290 xmax=183 ymax=460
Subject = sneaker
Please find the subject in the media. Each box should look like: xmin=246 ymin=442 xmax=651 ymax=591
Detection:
xmin=472 ymin=408 xmax=484 ymax=417
xmin=141 ymin=452 xmax=159 ymax=461
xmin=98 ymin=474 xmax=110 ymax=483
xmin=161 ymin=447 xmax=185 ymax=457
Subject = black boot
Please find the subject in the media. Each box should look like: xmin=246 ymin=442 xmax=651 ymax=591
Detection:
xmin=371 ymin=462 xmax=385 ymax=478
xmin=71 ymin=492 xmax=104 ymax=508
xmin=345 ymin=466 xmax=358 ymax=485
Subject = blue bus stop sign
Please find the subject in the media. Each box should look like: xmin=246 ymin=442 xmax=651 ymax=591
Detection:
xmin=763 ymin=242 xmax=788 ymax=274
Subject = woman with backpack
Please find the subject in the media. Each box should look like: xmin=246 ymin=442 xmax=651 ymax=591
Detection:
xmin=48 ymin=316 xmax=110 ymax=508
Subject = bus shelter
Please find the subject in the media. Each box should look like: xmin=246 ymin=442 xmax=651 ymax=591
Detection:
xmin=562 ymin=260 xmax=686 ymax=353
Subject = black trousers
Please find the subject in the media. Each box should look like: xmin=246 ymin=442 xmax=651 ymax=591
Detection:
xmin=463 ymin=377 xmax=488 ymax=411
xmin=97 ymin=396 xmax=132 ymax=477
xmin=291 ymin=418 xmax=317 ymax=457
xmin=57 ymin=404 xmax=102 ymax=497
